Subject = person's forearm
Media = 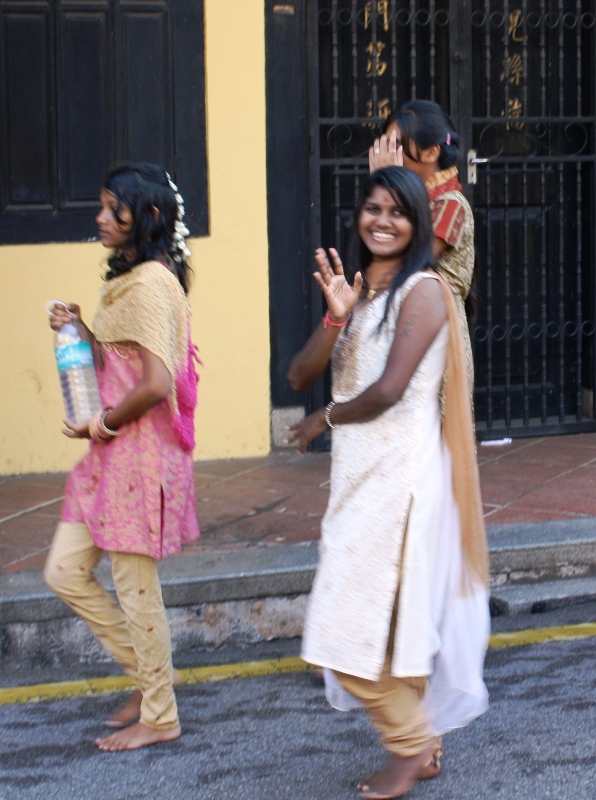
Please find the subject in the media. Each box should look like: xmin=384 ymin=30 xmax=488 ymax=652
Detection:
xmin=287 ymin=320 xmax=345 ymax=391
xmin=103 ymin=382 xmax=169 ymax=430
xmin=327 ymin=380 xmax=401 ymax=426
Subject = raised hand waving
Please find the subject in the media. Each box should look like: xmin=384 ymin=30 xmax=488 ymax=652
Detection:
xmin=313 ymin=248 xmax=363 ymax=323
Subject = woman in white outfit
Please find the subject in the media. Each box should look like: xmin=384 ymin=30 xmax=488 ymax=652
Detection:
xmin=288 ymin=167 xmax=489 ymax=800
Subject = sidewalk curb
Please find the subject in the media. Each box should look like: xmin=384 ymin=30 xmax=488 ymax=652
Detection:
xmin=3 ymin=520 xmax=596 ymax=667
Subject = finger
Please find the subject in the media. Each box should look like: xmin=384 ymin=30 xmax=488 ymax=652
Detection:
xmin=314 ymin=248 xmax=333 ymax=282
xmin=353 ymin=271 xmax=364 ymax=294
xmin=328 ymin=248 xmax=345 ymax=276
xmin=397 ymin=145 xmax=404 ymax=166
xmin=388 ymin=129 xmax=398 ymax=154
xmin=313 ymin=272 xmax=329 ymax=295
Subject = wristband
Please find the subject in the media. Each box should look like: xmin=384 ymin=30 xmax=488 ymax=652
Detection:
xmin=323 ymin=311 xmax=349 ymax=329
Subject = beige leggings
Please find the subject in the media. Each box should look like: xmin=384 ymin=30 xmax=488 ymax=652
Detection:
xmin=334 ymin=602 xmax=432 ymax=757
xmin=44 ymin=521 xmax=178 ymax=731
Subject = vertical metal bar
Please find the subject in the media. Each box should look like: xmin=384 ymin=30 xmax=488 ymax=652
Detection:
xmin=557 ymin=0 xmax=565 ymax=422
xmin=522 ymin=0 xmax=529 ymax=426
xmin=484 ymin=0 xmax=491 ymax=118
xmin=371 ymin=0 xmax=379 ymax=116
xmin=504 ymin=160 xmax=511 ymax=429
xmin=351 ymin=0 xmax=358 ymax=118
xmin=332 ymin=0 xmax=339 ymax=118
xmin=576 ymin=159 xmax=583 ymax=420
xmin=539 ymin=0 xmax=547 ymax=423
xmin=484 ymin=0 xmax=493 ymax=428
xmin=390 ymin=0 xmax=397 ymax=110
xmin=522 ymin=162 xmax=529 ymax=426
xmin=575 ymin=0 xmax=583 ymax=420
xmin=429 ymin=0 xmax=436 ymax=101
xmin=540 ymin=158 xmax=547 ymax=424
xmin=410 ymin=0 xmax=417 ymax=99
xmin=503 ymin=0 xmax=511 ymax=429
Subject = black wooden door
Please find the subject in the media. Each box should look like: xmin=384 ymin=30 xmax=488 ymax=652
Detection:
xmin=304 ymin=0 xmax=596 ymax=441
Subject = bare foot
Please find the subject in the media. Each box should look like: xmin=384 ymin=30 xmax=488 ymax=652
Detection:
xmin=358 ymin=746 xmax=434 ymax=799
xmin=417 ymin=739 xmax=443 ymax=780
xmin=106 ymin=672 xmax=182 ymax=728
xmin=95 ymin=722 xmax=181 ymax=751
xmin=105 ymin=690 xmax=142 ymax=728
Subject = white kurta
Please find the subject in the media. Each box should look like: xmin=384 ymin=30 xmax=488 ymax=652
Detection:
xmin=302 ymin=272 xmax=454 ymax=681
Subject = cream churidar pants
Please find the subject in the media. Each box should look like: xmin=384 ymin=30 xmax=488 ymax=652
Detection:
xmin=333 ymin=602 xmax=432 ymax=758
xmin=44 ymin=521 xmax=178 ymax=731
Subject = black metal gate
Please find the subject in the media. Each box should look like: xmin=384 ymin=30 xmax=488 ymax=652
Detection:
xmin=307 ymin=0 xmax=596 ymax=438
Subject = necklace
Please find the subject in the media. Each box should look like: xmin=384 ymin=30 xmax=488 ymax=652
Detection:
xmin=365 ymin=287 xmax=377 ymax=300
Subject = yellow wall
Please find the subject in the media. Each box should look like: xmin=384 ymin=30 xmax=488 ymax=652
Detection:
xmin=0 ymin=0 xmax=271 ymax=475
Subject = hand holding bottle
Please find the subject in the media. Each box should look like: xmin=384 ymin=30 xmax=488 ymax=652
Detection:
xmin=47 ymin=302 xmax=82 ymax=331
xmin=46 ymin=300 xmax=101 ymax=427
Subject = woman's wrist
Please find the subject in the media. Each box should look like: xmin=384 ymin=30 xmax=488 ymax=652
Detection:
xmin=324 ymin=401 xmax=340 ymax=429
xmin=323 ymin=310 xmax=350 ymax=327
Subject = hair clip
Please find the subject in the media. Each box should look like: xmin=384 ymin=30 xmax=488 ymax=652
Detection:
xmin=446 ymin=133 xmax=451 ymax=145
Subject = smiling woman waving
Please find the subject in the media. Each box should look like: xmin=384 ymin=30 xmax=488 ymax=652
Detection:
xmin=288 ymin=167 xmax=489 ymax=800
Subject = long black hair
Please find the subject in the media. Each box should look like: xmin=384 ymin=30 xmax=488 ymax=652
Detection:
xmin=346 ymin=166 xmax=434 ymax=329
xmin=386 ymin=99 xmax=459 ymax=171
xmin=103 ymin=163 xmax=192 ymax=294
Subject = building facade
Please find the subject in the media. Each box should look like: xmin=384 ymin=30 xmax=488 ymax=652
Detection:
xmin=1 ymin=0 xmax=595 ymax=474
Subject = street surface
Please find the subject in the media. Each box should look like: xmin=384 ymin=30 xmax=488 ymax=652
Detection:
xmin=2 ymin=606 xmax=596 ymax=800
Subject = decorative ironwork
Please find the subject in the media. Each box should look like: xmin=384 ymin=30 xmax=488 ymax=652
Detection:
xmin=471 ymin=0 xmax=596 ymax=435
xmin=312 ymin=0 xmax=596 ymax=439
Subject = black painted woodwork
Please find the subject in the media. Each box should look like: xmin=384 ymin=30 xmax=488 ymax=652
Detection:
xmin=0 ymin=0 xmax=208 ymax=243
xmin=265 ymin=0 xmax=310 ymax=408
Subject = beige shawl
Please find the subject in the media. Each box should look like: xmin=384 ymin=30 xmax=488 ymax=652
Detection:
xmin=93 ymin=261 xmax=191 ymax=412
xmin=436 ymin=273 xmax=489 ymax=587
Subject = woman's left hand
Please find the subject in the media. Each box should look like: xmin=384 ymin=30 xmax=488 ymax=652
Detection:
xmin=62 ymin=419 xmax=91 ymax=439
xmin=287 ymin=409 xmax=327 ymax=455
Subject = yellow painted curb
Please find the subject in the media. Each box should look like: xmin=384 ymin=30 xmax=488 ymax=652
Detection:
xmin=0 ymin=657 xmax=314 ymax=707
xmin=488 ymin=622 xmax=596 ymax=649
xmin=3 ymin=625 xmax=596 ymax=707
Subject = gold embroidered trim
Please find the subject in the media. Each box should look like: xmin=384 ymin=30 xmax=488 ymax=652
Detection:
xmin=425 ymin=166 xmax=458 ymax=193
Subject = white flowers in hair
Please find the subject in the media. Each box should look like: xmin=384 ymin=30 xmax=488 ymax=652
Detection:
xmin=166 ymin=172 xmax=192 ymax=262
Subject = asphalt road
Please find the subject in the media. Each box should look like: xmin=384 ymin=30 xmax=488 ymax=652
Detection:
xmin=2 ymin=607 xmax=596 ymax=800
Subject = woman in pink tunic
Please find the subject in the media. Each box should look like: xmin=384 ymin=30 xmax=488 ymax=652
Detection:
xmin=45 ymin=163 xmax=200 ymax=751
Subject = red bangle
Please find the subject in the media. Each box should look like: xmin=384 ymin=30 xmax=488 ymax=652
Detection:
xmin=323 ymin=311 xmax=349 ymax=328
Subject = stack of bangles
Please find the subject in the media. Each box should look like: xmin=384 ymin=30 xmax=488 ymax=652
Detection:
xmin=89 ymin=408 xmax=121 ymax=442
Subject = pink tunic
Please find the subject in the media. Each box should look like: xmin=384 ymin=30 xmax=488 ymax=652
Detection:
xmin=61 ymin=345 xmax=200 ymax=559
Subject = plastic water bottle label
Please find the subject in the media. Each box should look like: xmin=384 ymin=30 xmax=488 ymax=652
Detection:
xmin=55 ymin=342 xmax=94 ymax=371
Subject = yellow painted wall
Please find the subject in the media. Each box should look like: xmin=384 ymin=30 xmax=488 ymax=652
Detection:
xmin=0 ymin=0 xmax=271 ymax=475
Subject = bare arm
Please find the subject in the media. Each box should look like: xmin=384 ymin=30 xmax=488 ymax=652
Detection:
xmin=287 ymin=321 xmax=345 ymax=392
xmin=288 ymin=276 xmax=447 ymax=452
xmin=63 ymin=346 xmax=172 ymax=438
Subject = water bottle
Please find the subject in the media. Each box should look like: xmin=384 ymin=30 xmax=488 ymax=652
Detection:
xmin=46 ymin=301 xmax=101 ymax=425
